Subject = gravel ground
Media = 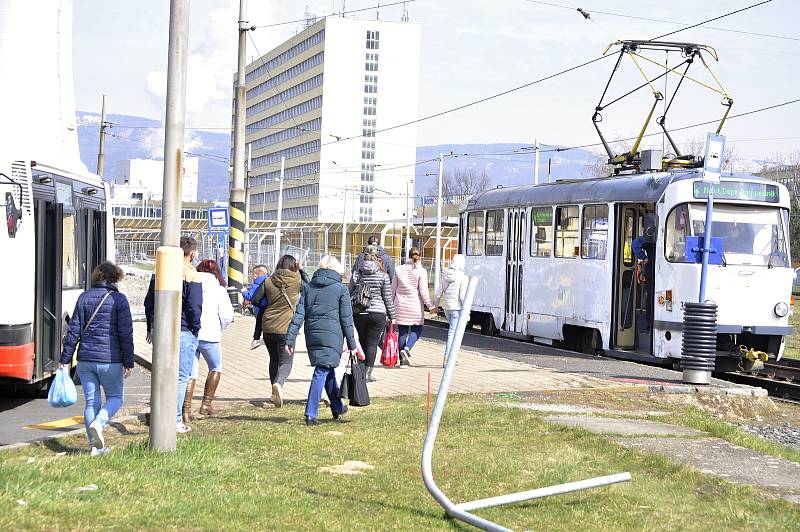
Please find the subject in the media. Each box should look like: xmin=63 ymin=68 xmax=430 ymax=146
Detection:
xmin=739 ymin=422 xmax=800 ymax=449
xmin=118 ymin=266 xmax=152 ymax=317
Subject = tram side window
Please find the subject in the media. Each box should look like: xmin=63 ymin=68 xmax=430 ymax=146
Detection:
xmin=665 ymin=204 xmax=690 ymax=263
xmin=581 ymin=204 xmax=609 ymax=260
xmin=530 ymin=207 xmax=552 ymax=257
xmin=554 ymin=205 xmax=579 ymax=258
xmin=485 ymin=209 xmax=504 ymax=256
xmin=466 ymin=211 xmax=484 ymax=256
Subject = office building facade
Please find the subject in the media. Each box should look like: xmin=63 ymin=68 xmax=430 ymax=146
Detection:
xmin=242 ymin=17 xmax=420 ymax=223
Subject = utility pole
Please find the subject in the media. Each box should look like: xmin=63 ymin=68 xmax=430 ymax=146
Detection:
xmin=96 ymin=95 xmax=108 ymax=177
xmin=434 ymin=154 xmax=443 ymax=294
xmin=405 ymin=179 xmax=412 ymax=258
xmin=228 ymin=0 xmax=250 ymax=293
xmin=340 ymin=187 xmax=349 ymax=266
xmin=534 ymin=138 xmax=540 ymax=185
xmin=274 ymin=156 xmax=285 ymax=267
xmin=150 ymin=0 xmax=189 ymax=452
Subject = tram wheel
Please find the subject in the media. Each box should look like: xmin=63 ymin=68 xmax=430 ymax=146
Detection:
xmin=480 ymin=314 xmax=496 ymax=336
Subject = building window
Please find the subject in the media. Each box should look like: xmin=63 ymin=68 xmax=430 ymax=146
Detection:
xmin=245 ymin=53 xmax=325 ymax=101
xmin=530 ymin=207 xmax=553 ymax=257
xmin=581 ymin=204 xmax=609 ymax=260
xmin=245 ymin=29 xmax=325 ymax=83
xmin=466 ymin=212 xmax=485 ymax=256
xmin=555 ymin=205 xmax=579 ymax=258
xmin=485 ymin=210 xmax=504 ymax=256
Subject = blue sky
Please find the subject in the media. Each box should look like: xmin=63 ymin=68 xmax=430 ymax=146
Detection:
xmin=73 ymin=0 xmax=799 ymax=163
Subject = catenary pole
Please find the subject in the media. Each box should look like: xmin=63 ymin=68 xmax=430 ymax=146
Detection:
xmin=275 ymin=156 xmax=285 ymax=267
xmin=227 ymin=0 xmax=249 ymax=293
xmin=534 ymin=138 xmax=540 ymax=185
xmin=96 ymin=95 xmax=107 ymax=177
xmin=340 ymin=188 xmax=348 ymax=266
xmin=434 ymin=154 xmax=443 ymax=293
xmin=405 ymin=179 xmax=412 ymax=258
xmin=150 ymin=0 xmax=189 ymax=452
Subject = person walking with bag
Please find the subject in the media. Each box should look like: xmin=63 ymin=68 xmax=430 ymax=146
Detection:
xmin=182 ymin=260 xmax=234 ymax=421
xmin=434 ymin=254 xmax=468 ymax=366
xmin=392 ymin=247 xmax=432 ymax=367
xmin=242 ymin=264 xmax=269 ymax=350
xmin=285 ymin=255 xmax=356 ymax=425
xmin=59 ymin=261 xmax=133 ymax=455
xmin=252 ymin=254 xmax=304 ymax=408
xmin=350 ymin=245 xmax=395 ymax=382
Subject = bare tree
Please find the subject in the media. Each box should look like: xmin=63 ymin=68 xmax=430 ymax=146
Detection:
xmin=582 ymin=138 xmax=632 ymax=178
xmin=427 ymin=167 xmax=492 ymax=197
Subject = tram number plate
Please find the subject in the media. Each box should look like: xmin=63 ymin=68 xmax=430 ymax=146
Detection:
xmin=693 ymin=181 xmax=779 ymax=203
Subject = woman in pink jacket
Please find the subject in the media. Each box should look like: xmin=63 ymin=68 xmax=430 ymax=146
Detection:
xmin=391 ymin=247 xmax=432 ymax=367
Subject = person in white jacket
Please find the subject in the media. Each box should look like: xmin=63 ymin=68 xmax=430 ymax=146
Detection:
xmin=434 ymin=254 xmax=468 ymax=365
xmin=183 ymin=260 xmax=234 ymax=420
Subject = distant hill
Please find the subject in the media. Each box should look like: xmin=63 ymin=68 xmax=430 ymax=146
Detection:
xmin=76 ymin=112 xmax=599 ymax=201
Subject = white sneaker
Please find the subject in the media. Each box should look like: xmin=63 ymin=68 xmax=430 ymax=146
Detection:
xmin=88 ymin=419 xmax=104 ymax=449
xmin=176 ymin=422 xmax=192 ymax=433
xmin=249 ymin=339 xmax=262 ymax=350
xmin=90 ymin=447 xmax=110 ymax=456
xmin=399 ymin=348 xmax=412 ymax=367
xmin=271 ymin=383 xmax=283 ymax=408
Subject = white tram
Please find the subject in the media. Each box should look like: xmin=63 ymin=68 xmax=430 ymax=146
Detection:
xmin=459 ymin=169 xmax=793 ymax=370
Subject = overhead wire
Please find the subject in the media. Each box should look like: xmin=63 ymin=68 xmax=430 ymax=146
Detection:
xmin=649 ymin=0 xmax=773 ymax=41
xmin=252 ymin=0 xmax=415 ymax=29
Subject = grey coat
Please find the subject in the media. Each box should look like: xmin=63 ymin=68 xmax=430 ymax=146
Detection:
xmin=349 ymin=259 xmax=395 ymax=320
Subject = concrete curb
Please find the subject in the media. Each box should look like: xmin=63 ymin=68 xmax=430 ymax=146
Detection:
xmin=134 ymin=353 xmax=152 ymax=371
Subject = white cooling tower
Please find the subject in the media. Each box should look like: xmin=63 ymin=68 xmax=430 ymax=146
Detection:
xmin=0 ymin=0 xmax=87 ymax=173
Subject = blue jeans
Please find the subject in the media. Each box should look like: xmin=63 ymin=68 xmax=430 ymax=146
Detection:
xmin=444 ymin=310 xmax=461 ymax=359
xmin=77 ymin=361 xmax=124 ymax=446
xmin=191 ymin=340 xmax=223 ymax=379
xmin=305 ymin=366 xmax=345 ymax=420
xmin=398 ymin=325 xmax=423 ymax=353
xmin=177 ymin=331 xmax=199 ymax=423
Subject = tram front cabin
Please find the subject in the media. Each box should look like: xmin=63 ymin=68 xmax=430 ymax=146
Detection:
xmin=459 ymin=170 xmax=793 ymax=369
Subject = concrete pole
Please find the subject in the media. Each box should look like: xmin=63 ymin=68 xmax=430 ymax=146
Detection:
xmin=434 ymin=154 xmax=443 ymax=293
xmin=275 ymin=156 xmax=285 ymax=267
xmin=96 ymin=94 xmax=107 ymax=177
xmin=534 ymin=138 xmax=540 ymax=185
xmin=227 ymin=0 xmax=249 ymax=291
xmin=340 ymin=187 xmax=348 ymax=266
xmin=150 ymin=0 xmax=190 ymax=452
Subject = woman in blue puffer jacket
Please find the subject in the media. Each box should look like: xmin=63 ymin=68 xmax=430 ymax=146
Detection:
xmin=60 ymin=261 xmax=134 ymax=455
xmin=285 ymin=255 xmax=357 ymax=425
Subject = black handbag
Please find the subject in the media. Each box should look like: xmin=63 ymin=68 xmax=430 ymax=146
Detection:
xmin=339 ymin=366 xmax=351 ymax=400
xmin=347 ymin=354 xmax=370 ymax=407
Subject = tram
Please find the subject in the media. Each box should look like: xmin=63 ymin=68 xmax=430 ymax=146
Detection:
xmin=459 ymin=168 xmax=793 ymax=370
xmin=0 ymin=159 xmax=114 ymax=388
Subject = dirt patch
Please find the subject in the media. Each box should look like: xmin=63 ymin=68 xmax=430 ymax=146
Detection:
xmin=319 ymin=461 xmax=374 ymax=475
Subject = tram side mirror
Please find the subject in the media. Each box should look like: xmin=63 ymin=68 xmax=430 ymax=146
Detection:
xmin=683 ymin=236 xmax=724 ymax=264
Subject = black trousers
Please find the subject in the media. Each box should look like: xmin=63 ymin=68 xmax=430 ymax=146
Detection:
xmin=263 ymin=332 xmax=293 ymax=386
xmin=354 ymin=312 xmax=386 ymax=369
xmin=253 ymin=306 xmax=266 ymax=340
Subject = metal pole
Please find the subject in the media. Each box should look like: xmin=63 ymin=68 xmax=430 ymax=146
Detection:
xmin=340 ymin=187 xmax=348 ymax=265
xmin=275 ymin=156 xmax=285 ymax=266
xmin=96 ymin=95 xmax=107 ymax=177
xmin=434 ymin=154 xmax=443 ymax=293
xmin=150 ymin=0 xmax=190 ymax=452
xmin=698 ymin=186 xmax=714 ymax=302
xmin=405 ymin=179 xmax=412 ymax=257
xmin=534 ymin=138 xmax=540 ymax=185
xmin=422 ymin=277 xmax=631 ymax=531
xmin=227 ymin=0 xmax=249 ymax=291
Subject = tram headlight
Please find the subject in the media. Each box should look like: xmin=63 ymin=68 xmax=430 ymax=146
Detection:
xmin=774 ymin=302 xmax=789 ymax=318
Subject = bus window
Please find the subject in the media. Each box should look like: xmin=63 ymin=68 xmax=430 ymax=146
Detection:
xmin=466 ymin=211 xmax=484 ymax=256
xmin=62 ymin=211 xmax=80 ymax=289
xmin=581 ymin=204 xmax=609 ymax=260
xmin=485 ymin=209 xmax=504 ymax=256
xmin=554 ymin=205 xmax=579 ymax=258
xmin=530 ymin=207 xmax=552 ymax=257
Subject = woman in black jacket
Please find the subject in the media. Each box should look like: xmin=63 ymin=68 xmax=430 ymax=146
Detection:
xmin=60 ymin=261 xmax=134 ymax=455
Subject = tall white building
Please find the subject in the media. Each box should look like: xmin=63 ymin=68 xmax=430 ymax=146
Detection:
xmin=243 ymin=16 xmax=421 ymax=223
xmin=112 ymin=157 xmax=199 ymax=203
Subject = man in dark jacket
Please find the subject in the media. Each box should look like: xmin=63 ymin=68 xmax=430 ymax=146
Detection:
xmin=351 ymin=235 xmax=395 ymax=281
xmin=144 ymin=236 xmax=203 ymax=432
xmin=286 ymin=256 xmax=356 ymax=425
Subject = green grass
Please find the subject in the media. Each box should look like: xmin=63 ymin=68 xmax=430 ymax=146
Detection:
xmin=784 ymin=311 xmax=800 ymax=360
xmin=1 ymin=396 xmax=797 ymax=531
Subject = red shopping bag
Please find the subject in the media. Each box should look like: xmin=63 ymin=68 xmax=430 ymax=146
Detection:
xmin=380 ymin=324 xmax=399 ymax=367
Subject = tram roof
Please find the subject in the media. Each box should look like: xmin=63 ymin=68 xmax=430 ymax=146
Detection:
xmin=462 ymin=170 xmax=783 ymax=211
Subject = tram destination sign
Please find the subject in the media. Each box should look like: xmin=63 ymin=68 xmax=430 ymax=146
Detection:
xmin=692 ymin=181 xmax=779 ymax=203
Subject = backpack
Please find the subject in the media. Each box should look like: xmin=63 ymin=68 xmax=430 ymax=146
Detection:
xmin=350 ymin=272 xmax=372 ymax=314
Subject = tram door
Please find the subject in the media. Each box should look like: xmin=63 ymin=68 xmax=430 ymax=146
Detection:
xmin=614 ymin=205 xmax=639 ymax=349
xmin=504 ymin=208 xmax=526 ymax=333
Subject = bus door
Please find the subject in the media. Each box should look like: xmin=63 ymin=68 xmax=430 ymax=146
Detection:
xmin=614 ymin=204 xmax=639 ymax=349
xmin=504 ymin=208 xmax=526 ymax=333
xmin=33 ymin=200 xmax=63 ymax=379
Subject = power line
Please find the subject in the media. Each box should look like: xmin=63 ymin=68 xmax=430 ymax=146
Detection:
xmin=522 ymin=0 xmax=796 ymax=42
xmin=650 ymin=0 xmax=774 ymax=41
xmin=252 ymin=0 xmax=416 ymax=29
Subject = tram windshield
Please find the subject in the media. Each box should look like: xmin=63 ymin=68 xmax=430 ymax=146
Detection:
xmin=665 ymin=203 xmax=790 ymax=267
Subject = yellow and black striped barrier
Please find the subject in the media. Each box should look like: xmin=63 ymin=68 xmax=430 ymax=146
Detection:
xmin=227 ymin=201 xmax=246 ymax=290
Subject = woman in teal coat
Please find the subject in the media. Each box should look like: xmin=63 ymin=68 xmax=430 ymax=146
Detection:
xmin=286 ymin=255 xmax=357 ymax=425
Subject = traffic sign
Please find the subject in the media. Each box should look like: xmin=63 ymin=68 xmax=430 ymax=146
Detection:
xmin=208 ymin=207 xmax=229 ymax=229
xmin=702 ymin=133 xmax=725 ymax=184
